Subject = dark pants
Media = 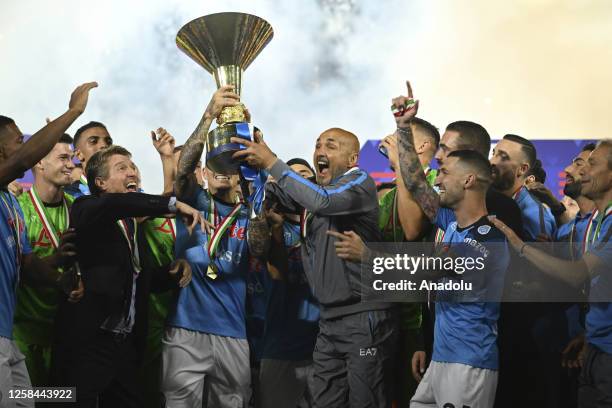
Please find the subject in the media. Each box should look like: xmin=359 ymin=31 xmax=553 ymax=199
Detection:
xmin=579 ymin=345 xmax=612 ymax=408
xmin=312 ymin=309 xmax=398 ymax=408
xmin=51 ymin=331 xmax=141 ymax=408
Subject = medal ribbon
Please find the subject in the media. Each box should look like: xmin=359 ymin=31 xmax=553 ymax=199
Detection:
xmin=169 ymin=218 xmax=176 ymax=240
xmin=206 ymin=195 xmax=242 ymax=279
xmin=578 ymin=210 xmax=599 ymax=254
xmin=587 ymin=203 xmax=612 ymax=248
xmin=300 ymin=209 xmax=311 ymax=239
xmin=80 ymin=175 xmax=88 ymax=186
xmin=117 ymin=219 xmax=141 ymax=274
xmin=28 ymin=187 xmax=69 ymax=249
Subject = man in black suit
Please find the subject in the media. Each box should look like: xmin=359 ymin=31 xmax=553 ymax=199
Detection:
xmin=52 ymin=145 xmax=207 ymax=407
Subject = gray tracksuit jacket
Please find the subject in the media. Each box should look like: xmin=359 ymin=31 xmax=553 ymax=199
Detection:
xmin=267 ymin=160 xmax=389 ymax=319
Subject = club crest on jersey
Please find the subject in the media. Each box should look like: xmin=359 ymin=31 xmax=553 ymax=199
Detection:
xmin=477 ymin=225 xmax=491 ymax=235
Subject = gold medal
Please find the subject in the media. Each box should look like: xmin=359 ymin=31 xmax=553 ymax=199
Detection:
xmin=207 ymin=264 xmax=218 ymax=280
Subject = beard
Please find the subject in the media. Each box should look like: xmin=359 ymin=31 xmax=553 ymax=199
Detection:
xmin=563 ymin=181 xmax=582 ymax=199
xmin=491 ymin=168 xmax=515 ymax=191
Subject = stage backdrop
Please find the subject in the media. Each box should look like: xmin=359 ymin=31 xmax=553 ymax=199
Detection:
xmin=358 ymin=139 xmax=596 ymax=199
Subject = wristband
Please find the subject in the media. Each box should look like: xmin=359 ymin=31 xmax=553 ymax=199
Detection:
xmin=168 ymin=196 xmax=177 ymax=213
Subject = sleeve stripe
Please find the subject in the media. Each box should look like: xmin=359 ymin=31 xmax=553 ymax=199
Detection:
xmin=281 ymin=170 xmax=368 ymax=197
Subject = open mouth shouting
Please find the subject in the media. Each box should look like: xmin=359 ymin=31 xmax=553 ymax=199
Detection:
xmin=126 ymin=181 xmax=138 ymax=193
xmin=316 ymin=156 xmax=330 ymax=178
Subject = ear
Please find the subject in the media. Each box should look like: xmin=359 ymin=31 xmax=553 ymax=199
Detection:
xmin=348 ymin=152 xmax=359 ymax=167
xmin=464 ymin=173 xmax=477 ymax=189
xmin=517 ymin=163 xmax=530 ymax=177
xmin=75 ymin=148 xmax=85 ymax=163
xmin=95 ymin=176 xmax=106 ymax=193
xmin=34 ymin=160 xmax=45 ymax=173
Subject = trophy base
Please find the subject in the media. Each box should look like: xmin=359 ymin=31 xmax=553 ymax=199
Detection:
xmin=206 ymin=122 xmax=252 ymax=174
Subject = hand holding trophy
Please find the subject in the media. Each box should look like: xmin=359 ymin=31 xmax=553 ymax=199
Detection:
xmin=176 ymin=12 xmax=274 ymax=175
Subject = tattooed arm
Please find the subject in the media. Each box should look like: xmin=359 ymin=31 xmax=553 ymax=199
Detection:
xmin=396 ymin=126 xmax=439 ymax=222
xmin=175 ymin=85 xmax=240 ymax=202
xmin=392 ymin=81 xmax=440 ymax=223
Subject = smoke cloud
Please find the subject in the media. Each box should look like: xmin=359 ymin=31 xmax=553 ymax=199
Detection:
xmin=1 ymin=0 xmax=610 ymax=192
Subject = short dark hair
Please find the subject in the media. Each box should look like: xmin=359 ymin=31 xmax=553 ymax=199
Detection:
xmin=445 ymin=121 xmax=491 ymax=158
xmin=287 ymin=158 xmax=315 ymax=176
xmin=74 ymin=121 xmax=108 ymax=147
xmin=582 ymin=143 xmax=596 ymax=153
xmin=412 ymin=117 xmax=440 ymax=148
xmin=502 ymin=134 xmax=537 ymax=168
xmin=86 ymin=145 xmax=132 ymax=195
xmin=0 ymin=116 xmax=15 ymax=137
xmin=447 ymin=149 xmax=493 ymax=188
xmin=595 ymin=139 xmax=612 ymax=170
xmin=59 ymin=133 xmax=73 ymax=145
xmin=526 ymin=159 xmax=546 ymax=183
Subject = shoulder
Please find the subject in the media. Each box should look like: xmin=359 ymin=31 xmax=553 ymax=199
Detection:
xmin=472 ymin=218 xmax=506 ymax=243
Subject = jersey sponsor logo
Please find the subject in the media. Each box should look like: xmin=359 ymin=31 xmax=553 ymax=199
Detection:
xmin=32 ymin=229 xmax=53 ymax=248
xmin=228 ymin=225 xmax=246 ymax=240
xmin=463 ymin=237 xmax=490 ymax=258
xmin=477 ymin=225 xmax=491 ymax=235
xmin=359 ymin=347 xmax=377 ymax=357
xmin=154 ymin=219 xmax=175 ymax=235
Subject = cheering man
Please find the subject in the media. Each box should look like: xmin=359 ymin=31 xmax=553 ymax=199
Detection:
xmin=234 ymin=128 xmax=397 ymax=405
xmin=162 ymin=86 xmax=251 ymax=407
xmin=52 ymin=145 xmax=200 ymax=407
xmin=0 ymin=81 xmax=96 ymax=407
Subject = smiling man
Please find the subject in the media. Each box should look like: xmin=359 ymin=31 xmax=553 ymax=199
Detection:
xmin=52 ymin=145 xmax=200 ymax=407
xmin=13 ymin=134 xmax=76 ymax=387
xmin=234 ymin=127 xmax=397 ymax=407
xmin=490 ymin=139 xmax=612 ymax=407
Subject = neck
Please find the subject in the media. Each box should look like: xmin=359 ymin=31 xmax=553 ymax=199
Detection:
xmin=593 ymin=189 xmax=612 ymax=214
xmin=454 ymin=193 xmax=488 ymax=228
xmin=213 ymin=189 xmax=235 ymax=204
xmin=33 ymin=178 xmax=64 ymax=203
xmin=500 ymin=181 xmax=523 ymax=198
xmin=576 ymin=196 xmax=596 ymax=216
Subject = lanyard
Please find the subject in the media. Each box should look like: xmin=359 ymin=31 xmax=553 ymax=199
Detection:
xmin=117 ymin=218 xmax=141 ymax=274
xmin=80 ymin=175 xmax=88 ymax=186
xmin=0 ymin=191 xmax=22 ymax=270
xmin=28 ymin=187 xmax=69 ymax=249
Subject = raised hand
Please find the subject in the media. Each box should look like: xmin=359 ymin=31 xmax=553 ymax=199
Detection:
xmin=151 ymin=127 xmax=176 ymax=158
xmin=392 ymin=80 xmax=419 ymax=128
xmin=230 ymin=133 xmax=277 ymax=169
xmin=204 ymin=85 xmax=240 ymax=121
xmin=69 ymin=82 xmax=98 ymax=114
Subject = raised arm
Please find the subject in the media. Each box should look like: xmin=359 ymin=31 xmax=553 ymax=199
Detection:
xmin=176 ymin=86 xmax=240 ymax=202
xmin=0 ymin=82 xmax=97 ymax=186
xmin=394 ymin=81 xmax=440 ymax=223
xmin=151 ymin=127 xmax=176 ymax=196
xmin=380 ymin=134 xmax=429 ymax=240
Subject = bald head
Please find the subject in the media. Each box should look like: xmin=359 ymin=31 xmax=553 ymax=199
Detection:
xmin=322 ymin=128 xmax=360 ymax=155
xmin=314 ymin=128 xmax=361 ymax=186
